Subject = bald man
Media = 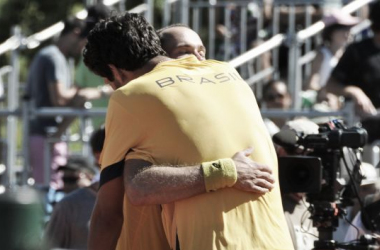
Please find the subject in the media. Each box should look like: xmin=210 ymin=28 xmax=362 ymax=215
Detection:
xmin=157 ymin=24 xmax=206 ymax=61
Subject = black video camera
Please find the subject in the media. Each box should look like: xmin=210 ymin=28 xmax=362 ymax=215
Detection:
xmin=273 ymin=120 xmax=367 ymax=203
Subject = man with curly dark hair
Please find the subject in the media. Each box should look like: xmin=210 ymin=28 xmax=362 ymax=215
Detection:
xmin=84 ymin=12 xmax=293 ymax=250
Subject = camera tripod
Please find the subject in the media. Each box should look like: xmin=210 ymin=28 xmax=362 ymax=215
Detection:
xmin=310 ymin=201 xmax=378 ymax=250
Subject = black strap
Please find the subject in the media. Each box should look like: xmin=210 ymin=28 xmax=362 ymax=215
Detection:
xmin=99 ymin=159 xmax=124 ymax=188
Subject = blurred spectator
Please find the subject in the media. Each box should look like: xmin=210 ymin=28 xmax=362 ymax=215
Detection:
xmin=351 ymin=162 xmax=380 ymax=221
xmin=75 ymin=3 xmax=113 ymax=128
xmin=44 ymin=127 xmax=104 ymax=250
xmin=250 ymin=39 xmax=273 ymax=82
xmin=334 ymin=162 xmax=380 ymax=242
xmin=304 ymin=11 xmax=359 ymax=113
xmin=326 ymin=1 xmax=380 ymax=140
xmin=89 ymin=124 xmax=105 ymax=166
xmin=344 ymin=192 xmax=380 ymax=245
xmin=45 ymin=155 xmax=96 ymax=215
xmin=274 ymin=118 xmax=320 ymax=250
xmin=26 ymin=16 xmax=109 ymax=190
xmin=56 ymin=155 xmax=96 ymax=194
xmin=276 ymin=3 xmax=324 ymax=78
xmin=88 ymin=124 xmax=105 ymax=183
xmin=215 ymin=3 xmax=258 ymax=60
xmin=261 ymin=79 xmax=292 ymax=136
xmin=306 ymin=10 xmax=359 ymax=91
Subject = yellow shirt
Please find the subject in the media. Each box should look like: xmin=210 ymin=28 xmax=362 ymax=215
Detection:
xmin=101 ymin=55 xmax=294 ymax=250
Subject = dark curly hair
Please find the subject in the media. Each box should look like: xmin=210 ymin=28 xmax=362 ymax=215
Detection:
xmin=83 ymin=12 xmax=167 ymax=81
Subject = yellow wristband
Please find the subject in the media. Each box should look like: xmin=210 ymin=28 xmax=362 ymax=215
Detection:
xmin=201 ymin=158 xmax=237 ymax=192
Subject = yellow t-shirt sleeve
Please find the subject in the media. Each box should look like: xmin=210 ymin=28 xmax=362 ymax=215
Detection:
xmin=99 ymin=95 xmax=142 ymax=186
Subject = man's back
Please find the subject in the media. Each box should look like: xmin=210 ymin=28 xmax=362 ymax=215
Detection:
xmin=103 ymin=55 xmax=293 ymax=250
xmin=45 ymin=186 xmax=97 ymax=249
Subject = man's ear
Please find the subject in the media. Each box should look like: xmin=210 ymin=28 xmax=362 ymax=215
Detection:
xmin=108 ymin=64 xmax=119 ymax=80
xmin=72 ymin=27 xmax=82 ymax=36
xmin=108 ymin=65 xmax=131 ymax=83
xmin=109 ymin=65 xmax=123 ymax=82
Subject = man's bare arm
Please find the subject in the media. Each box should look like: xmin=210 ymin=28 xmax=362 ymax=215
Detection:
xmin=325 ymin=77 xmax=377 ymax=115
xmin=48 ymin=81 xmax=113 ymax=137
xmin=306 ymin=50 xmax=323 ymax=91
xmin=48 ymin=81 xmax=112 ymax=107
xmin=88 ymin=176 xmax=124 ymax=250
xmin=125 ymin=148 xmax=275 ymax=206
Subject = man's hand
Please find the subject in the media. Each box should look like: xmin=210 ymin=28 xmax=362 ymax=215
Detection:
xmin=344 ymin=86 xmax=377 ymax=117
xmin=232 ymin=147 xmax=275 ymax=194
xmin=70 ymin=93 xmax=87 ymax=107
xmin=374 ymin=233 xmax=380 ymax=246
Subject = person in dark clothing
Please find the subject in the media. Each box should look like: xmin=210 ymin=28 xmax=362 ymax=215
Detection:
xmin=326 ymin=0 xmax=380 ymax=114
xmin=326 ymin=0 xmax=380 ymax=143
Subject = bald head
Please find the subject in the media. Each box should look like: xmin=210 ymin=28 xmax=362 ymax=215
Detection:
xmin=158 ymin=25 xmax=206 ymax=61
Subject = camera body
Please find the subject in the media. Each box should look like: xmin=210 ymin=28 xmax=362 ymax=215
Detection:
xmin=277 ymin=120 xmax=367 ymax=203
xmin=275 ymin=118 xmax=379 ymax=249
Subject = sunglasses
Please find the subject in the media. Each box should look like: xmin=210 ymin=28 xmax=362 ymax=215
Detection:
xmin=265 ymin=93 xmax=285 ymax=101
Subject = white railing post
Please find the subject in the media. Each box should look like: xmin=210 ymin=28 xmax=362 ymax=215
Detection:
xmin=145 ymin=0 xmax=154 ymax=24
xmin=6 ymin=26 xmax=21 ymax=187
xmin=286 ymin=4 xmax=302 ymax=110
xmin=181 ymin=0 xmax=189 ymax=25
xmin=208 ymin=0 xmax=216 ymax=59
xmin=223 ymin=6 xmax=232 ymax=61
xmin=118 ymin=0 xmax=126 ymax=12
xmin=163 ymin=0 xmax=171 ymax=27
xmin=21 ymin=95 xmax=31 ymax=186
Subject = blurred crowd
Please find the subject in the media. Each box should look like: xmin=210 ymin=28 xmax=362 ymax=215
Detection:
xmin=0 ymin=0 xmax=380 ymax=250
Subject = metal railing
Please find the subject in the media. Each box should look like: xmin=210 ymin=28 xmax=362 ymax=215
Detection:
xmin=19 ymin=101 xmax=356 ymax=187
xmin=0 ymin=0 xmax=150 ymax=56
xmin=0 ymin=0 xmax=374 ymax=187
xmin=289 ymin=0 xmax=374 ymax=109
xmin=164 ymin=0 xmax=280 ymax=61
xmin=226 ymin=0 xmax=373 ymax=108
xmin=0 ymin=0 xmax=148 ymax=187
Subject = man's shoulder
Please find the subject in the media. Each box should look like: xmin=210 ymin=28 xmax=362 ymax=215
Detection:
xmin=38 ymin=45 xmax=60 ymax=56
xmin=347 ymin=38 xmax=376 ymax=52
xmin=34 ymin=45 xmax=64 ymax=64
xmin=59 ymin=187 xmax=96 ymax=204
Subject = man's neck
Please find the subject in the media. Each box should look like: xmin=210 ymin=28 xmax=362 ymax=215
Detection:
xmin=56 ymin=39 xmax=69 ymax=57
xmin=135 ymin=55 xmax=171 ymax=77
xmin=145 ymin=55 xmax=171 ymax=71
